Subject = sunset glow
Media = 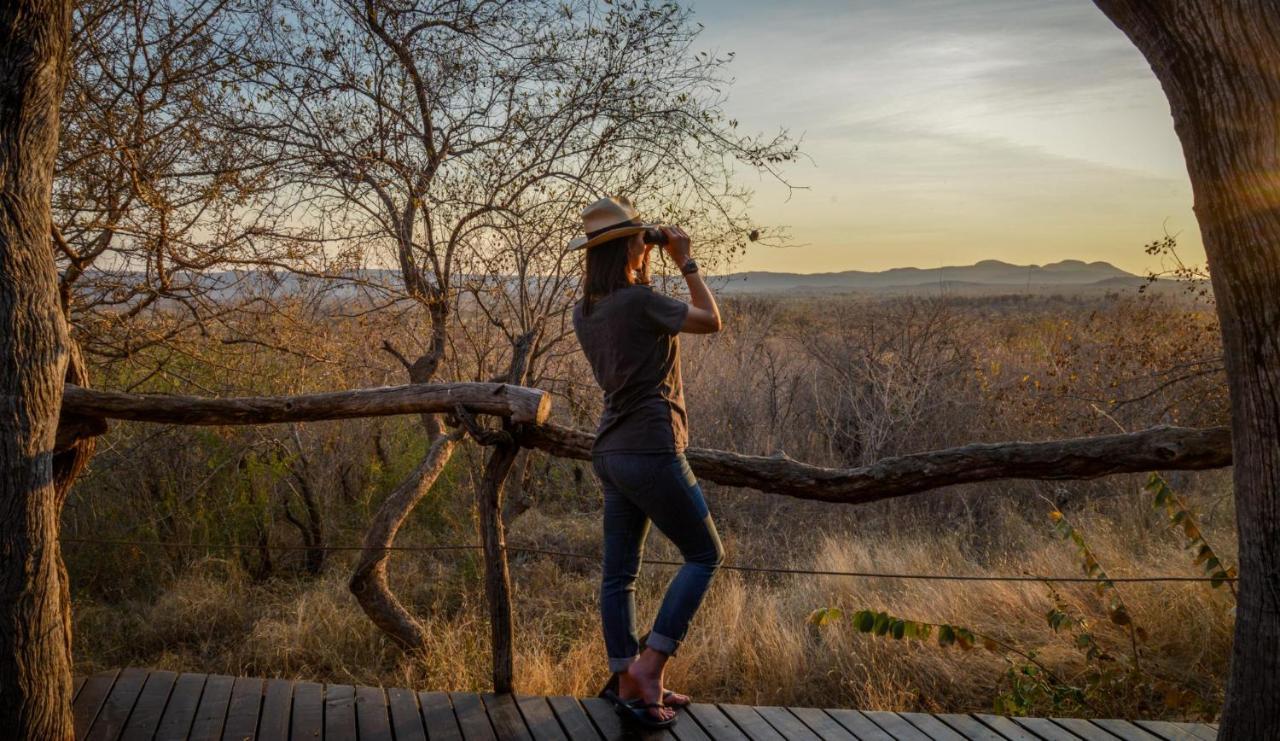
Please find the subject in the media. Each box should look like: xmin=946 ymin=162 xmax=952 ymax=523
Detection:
xmin=695 ymin=0 xmax=1204 ymax=275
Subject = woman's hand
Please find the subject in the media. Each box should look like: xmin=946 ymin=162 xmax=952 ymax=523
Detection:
xmin=660 ymin=226 xmax=691 ymax=265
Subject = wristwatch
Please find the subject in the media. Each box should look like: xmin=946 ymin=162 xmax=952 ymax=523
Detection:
xmin=680 ymin=258 xmax=699 ymax=276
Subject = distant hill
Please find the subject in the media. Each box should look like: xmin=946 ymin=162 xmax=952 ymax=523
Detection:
xmin=717 ymin=259 xmax=1143 ymax=294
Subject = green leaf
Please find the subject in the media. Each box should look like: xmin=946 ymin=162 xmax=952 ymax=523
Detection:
xmin=855 ymin=610 xmax=876 ymax=633
xmin=808 ymin=607 xmax=842 ymax=626
xmin=938 ymin=625 xmax=955 ymax=647
xmin=891 ymin=619 xmax=906 ymax=640
xmin=873 ymin=612 xmax=890 ymax=636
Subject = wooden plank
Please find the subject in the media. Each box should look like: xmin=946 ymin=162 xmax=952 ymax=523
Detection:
xmin=325 ymin=684 xmax=358 ymax=741
xmin=1132 ymin=721 xmax=1205 ymax=741
xmin=754 ymin=707 xmax=820 ymax=740
xmin=1011 ymin=717 xmax=1082 ymax=741
xmin=155 ymin=673 xmax=209 ymax=741
xmin=120 ymin=670 xmax=178 ymax=741
xmin=386 ymin=687 xmax=426 ymax=741
xmin=718 ymin=705 xmax=785 ymax=741
xmin=451 ymin=692 xmax=498 ymax=741
xmin=824 ymin=709 xmax=895 ymax=741
xmin=669 ymin=707 xmax=713 ymax=741
xmin=356 ymin=685 xmax=393 ymax=741
xmin=189 ymin=674 xmax=235 ymax=741
xmin=85 ymin=666 xmax=150 ymax=741
xmin=256 ymin=679 xmax=293 ymax=741
xmin=482 ymin=693 xmax=533 ymax=741
xmin=547 ymin=696 xmax=603 ymax=741
xmin=74 ymin=670 xmax=120 ymax=741
xmin=900 ymin=712 xmax=968 ymax=740
xmin=932 ymin=714 xmax=1007 ymax=741
xmin=220 ymin=675 xmax=264 ymax=741
xmin=419 ymin=691 xmax=463 ymax=741
xmin=580 ymin=695 xmax=674 ymax=740
xmin=785 ymin=707 xmax=857 ymax=741
xmin=971 ymin=714 xmax=1043 ymax=741
xmin=515 ymin=695 xmax=570 ymax=741
xmin=1184 ymin=725 xmax=1219 ymax=741
xmin=289 ymin=681 xmax=324 ymax=741
xmin=75 ymin=676 xmax=87 ymax=702
xmin=860 ymin=711 xmax=932 ymax=741
xmin=684 ymin=703 xmax=749 ymax=741
xmin=1052 ymin=718 xmax=1120 ymax=741
xmin=1091 ymin=720 xmax=1161 ymax=741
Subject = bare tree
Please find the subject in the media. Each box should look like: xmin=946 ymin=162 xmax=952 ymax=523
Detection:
xmin=0 ymin=0 xmax=76 ymax=736
xmin=1091 ymin=2 xmax=1280 ymax=737
xmin=55 ymin=0 xmax=323 ymax=373
xmin=234 ymin=0 xmax=795 ymax=649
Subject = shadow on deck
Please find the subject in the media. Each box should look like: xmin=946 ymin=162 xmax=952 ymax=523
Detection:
xmin=72 ymin=667 xmax=1218 ymax=741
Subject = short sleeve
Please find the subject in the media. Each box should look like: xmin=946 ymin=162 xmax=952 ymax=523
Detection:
xmin=641 ymin=287 xmax=690 ymax=336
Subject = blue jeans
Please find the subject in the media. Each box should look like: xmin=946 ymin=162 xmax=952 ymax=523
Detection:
xmin=592 ymin=451 xmax=725 ymax=672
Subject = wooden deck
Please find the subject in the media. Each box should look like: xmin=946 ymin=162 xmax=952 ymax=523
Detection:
xmin=71 ymin=668 xmax=1219 ymax=741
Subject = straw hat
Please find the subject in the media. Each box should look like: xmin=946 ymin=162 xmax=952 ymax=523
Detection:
xmin=568 ymin=195 xmax=657 ymax=251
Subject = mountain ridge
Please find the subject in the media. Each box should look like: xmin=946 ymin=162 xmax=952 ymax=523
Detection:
xmin=718 ymin=259 xmax=1139 ymax=293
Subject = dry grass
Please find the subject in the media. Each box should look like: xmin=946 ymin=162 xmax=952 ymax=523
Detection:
xmin=73 ymin=471 xmax=1235 ymax=720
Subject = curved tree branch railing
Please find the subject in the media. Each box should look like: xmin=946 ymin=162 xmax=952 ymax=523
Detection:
xmin=519 ymin=422 xmax=1233 ymax=504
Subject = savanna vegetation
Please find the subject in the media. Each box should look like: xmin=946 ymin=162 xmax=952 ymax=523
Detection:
xmin=66 ymin=286 xmax=1235 ymax=720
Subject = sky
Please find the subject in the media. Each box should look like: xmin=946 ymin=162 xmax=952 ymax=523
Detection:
xmin=688 ymin=0 xmax=1204 ymax=275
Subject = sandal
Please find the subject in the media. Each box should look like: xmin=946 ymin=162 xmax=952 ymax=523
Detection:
xmin=598 ymin=673 xmax=691 ymax=706
xmin=607 ymin=694 xmax=678 ymax=729
xmin=595 ymin=631 xmax=692 ymax=707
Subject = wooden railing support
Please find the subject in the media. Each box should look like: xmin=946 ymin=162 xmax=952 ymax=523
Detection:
xmin=477 ymin=434 xmax=520 ymax=693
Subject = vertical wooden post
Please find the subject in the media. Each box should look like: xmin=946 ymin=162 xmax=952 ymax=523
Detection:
xmin=478 ymin=433 xmax=520 ymax=693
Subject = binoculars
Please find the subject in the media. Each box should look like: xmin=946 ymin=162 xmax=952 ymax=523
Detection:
xmin=642 ymin=227 xmax=669 ymax=246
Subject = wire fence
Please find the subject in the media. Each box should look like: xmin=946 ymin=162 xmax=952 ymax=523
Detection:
xmin=60 ymin=536 xmax=1238 ymax=585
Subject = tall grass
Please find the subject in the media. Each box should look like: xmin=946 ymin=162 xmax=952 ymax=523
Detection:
xmin=72 ymin=468 xmax=1235 ymax=718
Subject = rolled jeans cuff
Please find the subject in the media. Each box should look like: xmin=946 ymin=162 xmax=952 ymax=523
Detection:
xmin=645 ymin=631 xmax=680 ymax=656
xmin=608 ymin=655 xmax=637 ymax=673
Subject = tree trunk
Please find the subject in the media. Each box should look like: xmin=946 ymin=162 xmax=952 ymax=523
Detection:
xmin=349 ymin=427 xmax=463 ymax=651
xmin=478 ymin=438 xmax=519 ymax=693
xmin=0 ymin=0 xmax=75 ymax=737
xmin=1091 ymin=3 xmax=1280 ymax=736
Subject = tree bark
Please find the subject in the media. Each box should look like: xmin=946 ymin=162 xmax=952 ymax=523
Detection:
xmin=521 ymin=422 xmax=1232 ymax=504
xmin=1089 ymin=3 xmax=1280 ymax=736
xmin=0 ymin=0 xmax=75 ymax=737
xmin=477 ymin=438 xmax=520 ymax=693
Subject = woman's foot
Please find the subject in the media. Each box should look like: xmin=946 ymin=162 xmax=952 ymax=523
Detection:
xmin=617 ymin=649 xmax=676 ymax=723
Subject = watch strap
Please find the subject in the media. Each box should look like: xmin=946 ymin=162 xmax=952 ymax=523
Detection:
xmin=680 ymin=258 xmax=698 ymax=275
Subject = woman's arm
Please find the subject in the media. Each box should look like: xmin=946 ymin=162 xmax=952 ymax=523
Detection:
xmin=661 ymin=226 xmax=722 ymax=334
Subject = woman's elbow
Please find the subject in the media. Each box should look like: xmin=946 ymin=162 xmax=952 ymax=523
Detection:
xmin=684 ymin=311 xmax=722 ymax=334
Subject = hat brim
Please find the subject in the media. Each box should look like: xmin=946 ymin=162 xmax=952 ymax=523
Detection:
xmin=569 ymin=224 xmax=651 ymax=251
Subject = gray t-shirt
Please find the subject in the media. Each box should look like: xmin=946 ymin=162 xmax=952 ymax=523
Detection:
xmin=572 ymin=284 xmax=691 ymax=455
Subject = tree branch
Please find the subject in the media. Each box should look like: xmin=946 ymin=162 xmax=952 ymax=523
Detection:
xmin=518 ymin=423 xmax=1232 ymax=504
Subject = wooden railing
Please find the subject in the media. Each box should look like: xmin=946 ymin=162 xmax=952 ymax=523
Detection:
xmin=57 ymin=382 xmax=1234 ymax=692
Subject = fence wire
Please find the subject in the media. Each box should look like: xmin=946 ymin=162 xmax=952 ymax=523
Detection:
xmin=60 ymin=537 xmax=1238 ymax=584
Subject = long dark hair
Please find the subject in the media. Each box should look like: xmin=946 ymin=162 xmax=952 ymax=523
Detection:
xmin=581 ymin=235 xmax=646 ymax=315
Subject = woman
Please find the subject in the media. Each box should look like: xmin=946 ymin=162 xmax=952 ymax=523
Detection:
xmin=570 ymin=196 xmax=725 ymax=729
